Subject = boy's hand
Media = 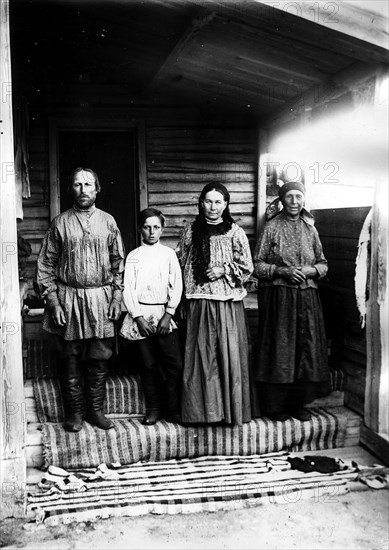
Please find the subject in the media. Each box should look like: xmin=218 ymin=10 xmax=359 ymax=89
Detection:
xmin=135 ymin=316 xmax=155 ymax=337
xmin=156 ymin=312 xmax=172 ymax=334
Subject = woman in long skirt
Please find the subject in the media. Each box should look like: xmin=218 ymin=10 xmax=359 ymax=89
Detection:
xmin=253 ymin=180 xmax=330 ymax=422
xmin=176 ymin=183 xmax=254 ymax=425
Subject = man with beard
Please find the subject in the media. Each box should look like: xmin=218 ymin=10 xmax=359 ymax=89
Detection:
xmin=37 ymin=167 xmax=125 ymax=432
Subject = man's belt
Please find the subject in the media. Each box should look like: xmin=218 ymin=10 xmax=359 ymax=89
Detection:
xmin=58 ymin=280 xmax=110 ymax=290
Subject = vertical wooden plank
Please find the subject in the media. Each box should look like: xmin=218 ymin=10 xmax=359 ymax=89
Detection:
xmin=137 ymin=120 xmax=148 ymax=212
xmin=364 ymin=69 xmax=389 ymax=437
xmin=48 ymin=118 xmax=60 ymax=220
xmin=377 ymin=175 xmax=389 ymax=435
xmin=0 ymin=0 xmax=27 ymax=519
xmin=365 ymin=194 xmax=381 ymax=430
xmin=375 ymin=71 xmax=389 ymax=437
xmin=256 ymin=128 xmax=268 ymax=237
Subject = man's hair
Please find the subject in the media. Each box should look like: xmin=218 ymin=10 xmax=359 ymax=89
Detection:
xmin=68 ymin=167 xmax=101 ymax=192
xmin=138 ymin=208 xmax=166 ymax=229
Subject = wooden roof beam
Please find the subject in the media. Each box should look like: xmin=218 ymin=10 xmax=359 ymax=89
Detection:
xmin=179 ymin=61 xmax=310 ymax=102
xmin=166 ymin=71 xmax=286 ymax=109
xmin=186 ymin=0 xmax=389 ymax=64
xmin=259 ymin=0 xmax=389 ymax=51
xmin=262 ymin=61 xmax=384 ymax=128
xmin=142 ymin=8 xmax=216 ymax=98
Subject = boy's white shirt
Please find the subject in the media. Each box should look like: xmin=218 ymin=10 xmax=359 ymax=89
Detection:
xmin=120 ymin=242 xmax=183 ymax=340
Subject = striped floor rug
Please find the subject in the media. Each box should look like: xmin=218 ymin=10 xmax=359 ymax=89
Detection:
xmin=27 ymin=452 xmax=357 ymax=526
xmin=41 ymin=408 xmax=347 ymax=470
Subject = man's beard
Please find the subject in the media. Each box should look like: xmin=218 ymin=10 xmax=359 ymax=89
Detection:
xmin=75 ymin=196 xmax=96 ymax=209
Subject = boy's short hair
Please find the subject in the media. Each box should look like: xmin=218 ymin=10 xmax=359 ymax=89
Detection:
xmin=138 ymin=208 xmax=166 ymax=228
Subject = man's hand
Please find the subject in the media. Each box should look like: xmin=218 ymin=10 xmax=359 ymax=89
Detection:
xmin=205 ymin=265 xmax=225 ymax=282
xmin=108 ymin=299 xmax=121 ymax=321
xmin=156 ymin=312 xmax=172 ymax=335
xmin=135 ymin=316 xmax=155 ymax=337
xmin=51 ymin=305 xmax=66 ymax=326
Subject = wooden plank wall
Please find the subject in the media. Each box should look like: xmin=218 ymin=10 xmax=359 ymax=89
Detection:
xmin=313 ymin=206 xmax=371 ymax=416
xmin=147 ymin=126 xmax=257 ymax=249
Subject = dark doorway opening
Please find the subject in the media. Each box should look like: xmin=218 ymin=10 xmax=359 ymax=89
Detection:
xmin=58 ymin=130 xmax=138 ymax=254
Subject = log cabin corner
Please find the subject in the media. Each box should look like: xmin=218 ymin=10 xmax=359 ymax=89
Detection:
xmin=1 ymin=0 xmax=388 ymax=520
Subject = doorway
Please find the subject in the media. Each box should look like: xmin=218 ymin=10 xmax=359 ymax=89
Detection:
xmin=49 ymin=118 xmax=148 ymax=255
xmin=48 ymin=122 xmax=147 ymax=375
xmin=57 ymin=130 xmax=138 ymax=254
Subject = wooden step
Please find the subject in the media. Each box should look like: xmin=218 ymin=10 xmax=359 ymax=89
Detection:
xmin=25 ymin=406 xmax=362 ymax=470
xmin=307 ymin=391 xmax=344 ymax=407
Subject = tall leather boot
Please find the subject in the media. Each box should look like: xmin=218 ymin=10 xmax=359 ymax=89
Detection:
xmin=165 ymin=375 xmax=182 ymax=424
xmin=60 ymin=355 xmax=84 ymax=432
xmin=85 ymin=359 xmax=113 ymax=430
xmin=139 ymin=368 xmax=162 ymax=425
xmin=137 ymin=339 xmax=162 ymax=425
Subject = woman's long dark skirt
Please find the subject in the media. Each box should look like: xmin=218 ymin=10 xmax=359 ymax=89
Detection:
xmin=252 ymin=286 xmax=330 ymax=416
xmin=182 ymin=299 xmax=252 ymax=425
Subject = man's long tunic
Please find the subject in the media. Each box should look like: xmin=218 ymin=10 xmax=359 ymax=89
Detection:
xmin=37 ymin=205 xmax=125 ymax=340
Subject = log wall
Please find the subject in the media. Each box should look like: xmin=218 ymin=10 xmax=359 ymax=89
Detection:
xmin=146 ymin=126 xmax=257 ymax=249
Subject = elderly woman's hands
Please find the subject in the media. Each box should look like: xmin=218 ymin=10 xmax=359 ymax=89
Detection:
xmin=275 ymin=265 xmax=317 ymax=284
xmin=275 ymin=266 xmax=306 ymax=284
xmin=300 ymin=266 xmax=318 ymax=279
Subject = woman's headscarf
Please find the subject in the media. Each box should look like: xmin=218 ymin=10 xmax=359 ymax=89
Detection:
xmin=278 ymin=180 xmax=305 ymax=201
xmin=266 ymin=180 xmax=315 ymax=225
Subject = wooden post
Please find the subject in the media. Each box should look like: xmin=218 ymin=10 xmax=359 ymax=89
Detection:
xmin=256 ymin=128 xmax=268 ymax=237
xmin=362 ymin=69 xmax=389 ymax=465
xmin=364 ymin=129 xmax=389 ymax=433
xmin=0 ymin=0 xmax=27 ymax=519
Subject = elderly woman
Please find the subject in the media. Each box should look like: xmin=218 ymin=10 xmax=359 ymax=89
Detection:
xmin=176 ymin=182 xmax=254 ymax=425
xmin=253 ymin=181 xmax=330 ymax=422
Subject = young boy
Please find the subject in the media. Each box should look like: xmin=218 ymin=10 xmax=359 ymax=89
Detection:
xmin=120 ymin=208 xmax=183 ymax=425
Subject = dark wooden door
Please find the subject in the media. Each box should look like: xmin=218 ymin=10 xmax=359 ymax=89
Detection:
xmin=58 ymin=130 xmax=138 ymax=254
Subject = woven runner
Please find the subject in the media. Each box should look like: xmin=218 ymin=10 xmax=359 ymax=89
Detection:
xmin=41 ymin=407 xmax=346 ymax=470
xmin=27 ymin=452 xmax=357 ymax=526
xmin=34 ymin=375 xmax=145 ymax=422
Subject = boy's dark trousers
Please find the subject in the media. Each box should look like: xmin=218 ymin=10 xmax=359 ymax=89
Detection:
xmin=137 ymin=331 xmax=183 ymax=417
